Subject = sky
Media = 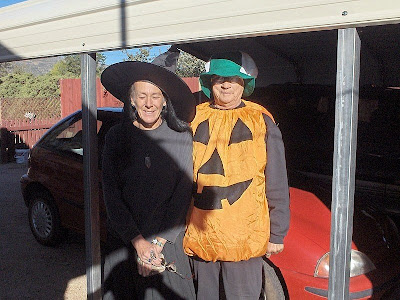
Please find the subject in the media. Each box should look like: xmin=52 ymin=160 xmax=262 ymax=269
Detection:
xmin=0 ymin=0 xmax=170 ymax=65
xmin=101 ymin=46 xmax=169 ymax=65
xmin=0 ymin=0 xmax=25 ymax=7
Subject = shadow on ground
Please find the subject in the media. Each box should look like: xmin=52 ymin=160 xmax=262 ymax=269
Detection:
xmin=0 ymin=162 xmax=86 ymax=299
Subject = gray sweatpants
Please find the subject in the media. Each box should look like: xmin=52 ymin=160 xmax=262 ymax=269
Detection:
xmin=192 ymin=257 xmax=263 ymax=300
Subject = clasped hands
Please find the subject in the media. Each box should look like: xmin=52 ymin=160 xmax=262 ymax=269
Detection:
xmin=132 ymin=235 xmax=165 ymax=277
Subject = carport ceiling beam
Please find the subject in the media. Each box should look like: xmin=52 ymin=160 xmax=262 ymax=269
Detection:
xmin=328 ymin=28 xmax=360 ymax=300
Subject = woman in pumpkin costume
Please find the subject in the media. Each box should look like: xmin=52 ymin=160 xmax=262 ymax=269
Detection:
xmin=183 ymin=52 xmax=290 ymax=299
xmin=101 ymin=61 xmax=196 ymax=299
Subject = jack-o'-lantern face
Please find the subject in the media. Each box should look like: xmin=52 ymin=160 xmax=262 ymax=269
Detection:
xmin=184 ymin=100 xmax=272 ymax=262
xmin=193 ymin=117 xmax=254 ymax=210
xmin=192 ymin=104 xmax=268 ymax=211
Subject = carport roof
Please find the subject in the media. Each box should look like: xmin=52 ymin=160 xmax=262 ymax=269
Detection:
xmin=178 ymin=23 xmax=400 ymax=87
xmin=1 ymin=0 xmax=400 ymax=64
xmin=180 ymin=24 xmax=400 ymax=62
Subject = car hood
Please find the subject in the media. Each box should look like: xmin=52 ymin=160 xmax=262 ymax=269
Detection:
xmin=270 ymin=187 xmax=357 ymax=276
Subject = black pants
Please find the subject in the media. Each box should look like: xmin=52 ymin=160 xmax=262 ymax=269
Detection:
xmin=192 ymin=257 xmax=263 ymax=300
xmin=103 ymin=231 xmax=195 ymax=300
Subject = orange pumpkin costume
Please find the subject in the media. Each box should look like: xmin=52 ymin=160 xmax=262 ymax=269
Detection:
xmin=184 ymin=100 xmax=276 ymax=262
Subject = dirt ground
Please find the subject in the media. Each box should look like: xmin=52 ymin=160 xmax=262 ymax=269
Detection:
xmin=0 ymin=162 xmax=86 ymax=299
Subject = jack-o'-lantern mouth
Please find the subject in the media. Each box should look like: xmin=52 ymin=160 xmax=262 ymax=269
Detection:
xmin=194 ymin=179 xmax=252 ymax=210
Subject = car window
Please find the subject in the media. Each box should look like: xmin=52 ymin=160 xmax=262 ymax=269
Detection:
xmin=53 ymin=119 xmax=84 ymax=155
xmin=40 ymin=116 xmax=102 ymax=156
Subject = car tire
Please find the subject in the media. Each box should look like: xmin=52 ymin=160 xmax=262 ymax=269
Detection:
xmin=260 ymin=258 xmax=285 ymax=300
xmin=28 ymin=191 xmax=64 ymax=246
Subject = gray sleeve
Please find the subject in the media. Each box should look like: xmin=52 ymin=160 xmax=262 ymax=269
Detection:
xmin=102 ymin=126 xmax=141 ymax=245
xmin=158 ymin=131 xmax=193 ymax=244
xmin=263 ymin=114 xmax=290 ymax=244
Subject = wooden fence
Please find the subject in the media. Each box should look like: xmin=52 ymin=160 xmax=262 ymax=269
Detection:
xmin=59 ymin=77 xmax=201 ymax=118
xmin=0 ymin=118 xmax=59 ymax=163
xmin=0 ymin=77 xmax=201 ymax=163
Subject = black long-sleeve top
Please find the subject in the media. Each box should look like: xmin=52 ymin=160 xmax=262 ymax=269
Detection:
xmin=263 ymin=114 xmax=290 ymax=244
xmin=102 ymin=120 xmax=193 ymax=245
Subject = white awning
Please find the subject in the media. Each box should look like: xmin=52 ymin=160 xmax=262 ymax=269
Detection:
xmin=1 ymin=0 xmax=400 ymax=62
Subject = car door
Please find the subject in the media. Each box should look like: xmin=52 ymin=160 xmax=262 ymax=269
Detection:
xmin=35 ymin=112 xmax=106 ymax=235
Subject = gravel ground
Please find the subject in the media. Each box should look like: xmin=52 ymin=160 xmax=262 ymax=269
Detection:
xmin=0 ymin=162 xmax=86 ymax=299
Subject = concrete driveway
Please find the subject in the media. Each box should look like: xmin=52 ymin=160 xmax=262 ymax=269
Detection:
xmin=0 ymin=162 xmax=86 ymax=299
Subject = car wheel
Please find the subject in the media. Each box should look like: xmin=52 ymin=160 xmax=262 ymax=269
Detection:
xmin=260 ymin=258 xmax=285 ymax=300
xmin=28 ymin=191 xmax=63 ymax=246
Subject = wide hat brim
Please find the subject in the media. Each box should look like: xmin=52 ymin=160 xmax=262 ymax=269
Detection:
xmin=101 ymin=61 xmax=196 ymax=123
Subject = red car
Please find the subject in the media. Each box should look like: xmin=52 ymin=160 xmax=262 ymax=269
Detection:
xmin=267 ymin=184 xmax=400 ymax=299
xmin=20 ymin=107 xmax=400 ymax=299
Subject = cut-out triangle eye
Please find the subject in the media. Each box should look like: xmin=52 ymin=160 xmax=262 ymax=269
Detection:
xmin=228 ymin=118 xmax=253 ymax=145
xmin=198 ymin=148 xmax=224 ymax=176
xmin=193 ymin=120 xmax=210 ymax=145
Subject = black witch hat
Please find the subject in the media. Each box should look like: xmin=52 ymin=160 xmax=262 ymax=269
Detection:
xmin=101 ymin=58 xmax=196 ymax=123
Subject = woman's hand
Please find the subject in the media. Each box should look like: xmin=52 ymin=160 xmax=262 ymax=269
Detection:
xmin=131 ymin=235 xmax=162 ymax=277
xmin=153 ymin=236 xmax=167 ymax=253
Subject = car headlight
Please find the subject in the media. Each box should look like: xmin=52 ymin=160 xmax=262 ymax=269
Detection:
xmin=314 ymin=250 xmax=376 ymax=278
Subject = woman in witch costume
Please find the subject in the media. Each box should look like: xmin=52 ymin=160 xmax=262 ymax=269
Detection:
xmin=101 ymin=61 xmax=196 ymax=299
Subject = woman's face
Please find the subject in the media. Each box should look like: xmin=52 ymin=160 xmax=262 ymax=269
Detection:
xmin=131 ymin=81 xmax=166 ymax=130
xmin=211 ymin=76 xmax=244 ymax=109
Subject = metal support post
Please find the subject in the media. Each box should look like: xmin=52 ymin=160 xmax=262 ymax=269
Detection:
xmin=328 ymin=28 xmax=361 ymax=299
xmin=81 ymin=53 xmax=101 ymax=299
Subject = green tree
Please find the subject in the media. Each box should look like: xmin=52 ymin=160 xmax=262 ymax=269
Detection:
xmin=96 ymin=53 xmax=107 ymax=75
xmin=0 ymin=71 xmax=35 ymax=98
xmin=0 ymin=53 xmax=109 ymax=99
xmin=0 ymin=62 xmax=11 ymax=77
xmin=122 ymin=47 xmax=155 ymax=63
xmin=50 ymin=55 xmax=80 ymax=78
xmin=176 ymin=51 xmax=205 ymax=77
xmin=28 ymin=74 xmax=61 ymax=98
xmin=50 ymin=53 xmax=108 ymax=78
xmin=0 ymin=71 xmax=61 ymax=98
xmin=122 ymin=47 xmax=204 ymax=77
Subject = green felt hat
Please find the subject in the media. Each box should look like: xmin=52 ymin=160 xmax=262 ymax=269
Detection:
xmin=199 ymin=51 xmax=258 ymax=98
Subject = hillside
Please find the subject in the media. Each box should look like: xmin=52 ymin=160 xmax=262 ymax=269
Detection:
xmin=2 ymin=56 xmax=62 ymax=76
